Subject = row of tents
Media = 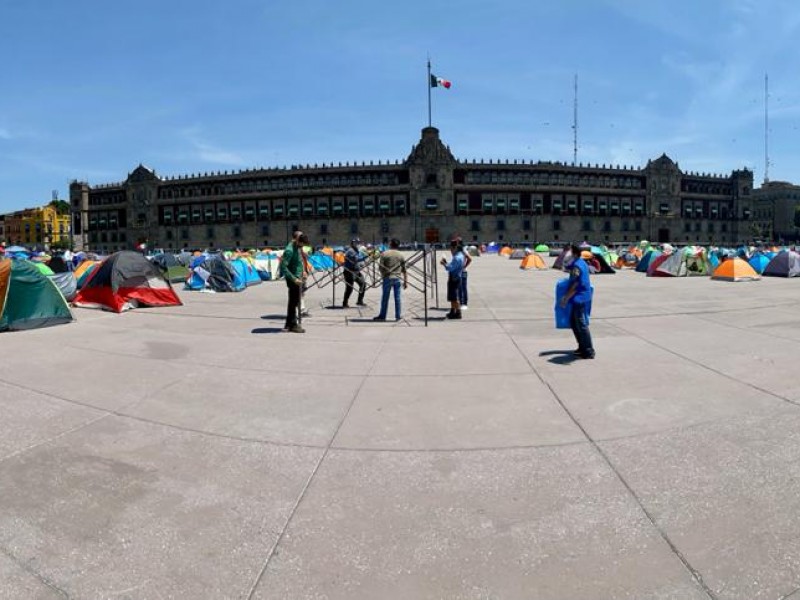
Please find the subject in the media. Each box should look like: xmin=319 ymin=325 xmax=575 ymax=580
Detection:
xmin=546 ymin=242 xmax=800 ymax=281
xmin=0 ymin=251 xmax=184 ymax=331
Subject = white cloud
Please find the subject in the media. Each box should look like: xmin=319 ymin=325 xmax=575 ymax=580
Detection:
xmin=179 ymin=127 xmax=246 ymax=166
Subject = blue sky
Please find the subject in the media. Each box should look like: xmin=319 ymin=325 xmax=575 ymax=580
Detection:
xmin=1 ymin=0 xmax=799 ymax=213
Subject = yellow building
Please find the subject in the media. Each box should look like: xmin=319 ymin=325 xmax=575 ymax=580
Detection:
xmin=11 ymin=206 xmax=71 ymax=248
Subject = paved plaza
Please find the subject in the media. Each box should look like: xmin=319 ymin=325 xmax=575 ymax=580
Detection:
xmin=2 ymin=253 xmax=800 ymax=599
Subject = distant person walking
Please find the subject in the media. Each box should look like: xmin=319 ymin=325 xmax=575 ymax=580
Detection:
xmin=280 ymin=231 xmax=309 ymax=333
xmin=373 ymin=238 xmax=407 ymax=321
xmin=440 ymin=240 xmax=465 ymax=319
xmin=561 ymin=242 xmax=595 ymax=359
xmin=342 ymin=238 xmax=367 ymax=308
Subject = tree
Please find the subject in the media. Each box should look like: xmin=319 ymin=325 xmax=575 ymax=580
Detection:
xmin=49 ymin=199 xmax=70 ymax=215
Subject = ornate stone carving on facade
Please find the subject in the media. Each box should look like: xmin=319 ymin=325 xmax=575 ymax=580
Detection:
xmin=126 ymin=164 xmax=160 ymax=184
xmin=405 ymin=127 xmax=457 ymax=166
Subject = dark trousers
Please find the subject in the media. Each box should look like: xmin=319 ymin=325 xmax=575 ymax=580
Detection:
xmin=285 ymin=280 xmax=301 ymax=329
xmin=570 ymin=301 xmax=594 ymax=356
xmin=343 ymin=270 xmax=365 ymax=305
xmin=459 ymin=271 xmax=469 ymax=305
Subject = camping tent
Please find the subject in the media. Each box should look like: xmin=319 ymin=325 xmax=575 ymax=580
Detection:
xmin=509 ymin=249 xmax=527 ymax=259
xmin=711 ymin=257 xmax=760 ymax=282
xmin=748 ymin=253 xmax=771 ymax=274
xmin=534 ymin=244 xmax=549 ymax=252
xmin=520 ymin=254 xmax=547 ymax=270
xmin=49 ymin=272 xmax=78 ymax=302
xmin=636 ymin=249 xmax=662 ymax=273
xmin=230 ymin=257 xmax=262 ymax=286
xmin=186 ymin=257 xmax=244 ymax=292
xmin=150 ymin=253 xmax=190 ymax=283
xmin=763 ymin=250 xmax=800 ymax=277
xmin=0 ymin=259 xmax=74 ymax=331
xmin=74 ymin=251 xmax=183 ymax=312
xmin=552 ymin=247 xmax=572 ymax=270
xmin=74 ymin=260 xmax=100 ymax=289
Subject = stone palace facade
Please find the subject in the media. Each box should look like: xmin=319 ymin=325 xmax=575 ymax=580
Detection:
xmin=70 ymin=127 xmax=756 ymax=252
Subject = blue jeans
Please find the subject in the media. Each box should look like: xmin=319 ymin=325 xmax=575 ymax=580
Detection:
xmin=459 ymin=271 xmax=468 ymax=305
xmin=570 ymin=301 xmax=594 ymax=356
xmin=378 ymin=278 xmax=402 ymax=320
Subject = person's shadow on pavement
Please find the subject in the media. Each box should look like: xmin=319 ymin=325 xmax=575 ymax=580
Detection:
xmin=539 ymin=350 xmax=578 ymax=365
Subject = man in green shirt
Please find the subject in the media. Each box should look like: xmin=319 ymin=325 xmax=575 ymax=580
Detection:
xmin=279 ymin=231 xmax=308 ymax=333
xmin=373 ymin=238 xmax=407 ymax=321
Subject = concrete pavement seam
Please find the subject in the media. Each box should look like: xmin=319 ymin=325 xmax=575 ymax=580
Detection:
xmin=608 ymin=320 xmax=800 ymax=409
xmin=0 ymin=545 xmax=71 ymax=599
xmin=243 ymin=333 xmax=391 ymax=600
xmin=483 ymin=302 xmax=718 ymax=600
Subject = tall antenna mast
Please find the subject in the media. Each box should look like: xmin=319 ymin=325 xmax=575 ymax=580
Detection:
xmin=764 ymin=73 xmax=770 ymax=184
xmin=572 ymin=73 xmax=578 ymax=165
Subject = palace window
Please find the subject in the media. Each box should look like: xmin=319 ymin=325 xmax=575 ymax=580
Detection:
xmin=471 ymin=220 xmax=480 ymax=232
xmin=523 ymin=219 xmax=531 ymax=231
xmin=317 ymin=200 xmax=329 ymax=216
xmin=497 ymin=219 xmax=505 ymax=231
xmin=363 ymin=197 xmax=375 ymax=215
xmin=425 ymin=198 xmax=438 ymax=210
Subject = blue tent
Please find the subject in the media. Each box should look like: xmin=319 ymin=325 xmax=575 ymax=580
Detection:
xmin=485 ymin=243 xmax=500 ymax=254
xmin=748 ymin=254 xmax=771 ymax=274
xmin=230 ymin=257 xmax=261 ymax=286
xmin=186 ymin=257 xmax=244 ymax=292
xmin=308 ymin=254 xmax=335 ymax=271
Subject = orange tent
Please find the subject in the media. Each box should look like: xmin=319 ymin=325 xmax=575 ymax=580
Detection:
xmin=711 ymin=257 xmax=760 ymax=282
xmin=499 ymin=246 xmax=513 ymax=257
xmin=334 ymin=251 xmax=345 ymax=265
xmin=520 ymin=254 xmax=547 ymax=270
xmin=320 ymin=247 xmax=334 ymax=256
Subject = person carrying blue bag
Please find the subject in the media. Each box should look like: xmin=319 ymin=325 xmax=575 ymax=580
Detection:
xmin=559 ymin=243 xmax=595 ymax=359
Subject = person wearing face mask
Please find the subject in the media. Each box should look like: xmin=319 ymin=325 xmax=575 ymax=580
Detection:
xmin=560 ymin=243 xmax=595 ymax=359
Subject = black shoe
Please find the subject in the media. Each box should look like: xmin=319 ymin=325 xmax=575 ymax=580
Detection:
xmin=356 ymin=301 xmax=366 ymax=306
xmin=573 ymin=349 xmax=583 ymax=356
xmin=342 ymin=303 xmax=350 ymax=308
xmin=446 ymin=312 xmax=462 ymax=320
xmin=288 ymin=325 xmax=305 ymax=334
xmin=372 ymin=316 xmax=386 ymax=321
xmin=579 ymin=352 xmax=595 ymax=359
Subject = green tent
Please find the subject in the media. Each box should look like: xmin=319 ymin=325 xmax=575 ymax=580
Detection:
xmin=534 ymin=244 xmax=550 ymax=252
xmin=32 ymin=261 xmax=54 ymax=276
xmin=0 ymin=259 xmax=74 ymax=331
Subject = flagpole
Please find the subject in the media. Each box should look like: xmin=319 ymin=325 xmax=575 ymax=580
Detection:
xmin=427 ymin=57 xmax=432 ymax=127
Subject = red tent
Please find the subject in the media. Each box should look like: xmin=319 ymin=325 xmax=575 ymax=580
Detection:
xmin=74 ymin=251 xmax=182 ymax=312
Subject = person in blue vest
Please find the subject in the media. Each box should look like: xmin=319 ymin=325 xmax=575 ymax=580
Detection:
xmin=561 ymin=242 xmax=595 ymax=359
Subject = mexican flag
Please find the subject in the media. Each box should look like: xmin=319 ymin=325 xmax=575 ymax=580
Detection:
xmin=430 ymin=74 xmax=452 ymax=89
